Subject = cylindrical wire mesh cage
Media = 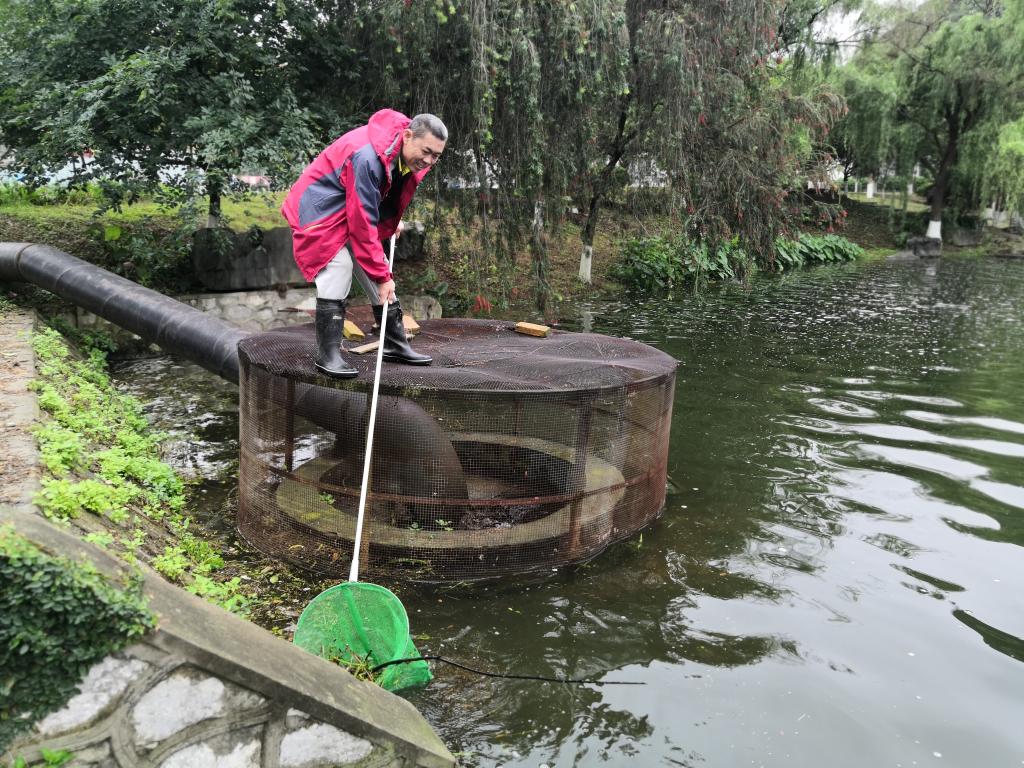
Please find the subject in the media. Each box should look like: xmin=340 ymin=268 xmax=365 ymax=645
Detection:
xmin=237 ymin=318 xmax=677 ymax=582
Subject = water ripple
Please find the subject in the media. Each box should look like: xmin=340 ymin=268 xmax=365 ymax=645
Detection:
xmin=971 ymin=480 xmax=1024 ymax=510
xmin=850 ymin=424 xmax=1024 ymax=458
xmin=807 ymin=398 xmax=878 ymax=418
xmin=856 ymin=444 xmax=988 ymax=481
xmin=903 ymin=410 xmax=1024 ymax=435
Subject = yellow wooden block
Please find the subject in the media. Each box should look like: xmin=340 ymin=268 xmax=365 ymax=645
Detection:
xmin=514 ymin=321 xmax=551 ymax=338
xmin=349 ymin=340 xmax=379 ymax=355
xmin=403 ymin=314 xmax=421 ymax=333
xmin=343 ymin=320 xmax=365 ymax=340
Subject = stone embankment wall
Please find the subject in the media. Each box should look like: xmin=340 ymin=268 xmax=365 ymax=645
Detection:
xmin=68 ymin=221 xmax=439 ymax=346
xmin=0 ymin=308 xmax=454 ymax=768
xmin=190 ymin=224 xmax=428 ymax=293
xmin=72 ymin=289 xmax=442 ymax=348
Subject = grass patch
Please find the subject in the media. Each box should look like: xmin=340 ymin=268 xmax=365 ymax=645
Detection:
xmin=0 ymin=189 xmax=287 ymax=230
xmin=844 ymin=190 xmax=930 ymax=214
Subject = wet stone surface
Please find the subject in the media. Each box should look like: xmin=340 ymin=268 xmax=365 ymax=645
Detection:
xmin=0 ymin=308 xmax=39 ymax=508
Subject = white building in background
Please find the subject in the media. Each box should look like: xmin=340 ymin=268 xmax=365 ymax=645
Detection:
xmin=627 ymin=156 xmax=668 ymax=188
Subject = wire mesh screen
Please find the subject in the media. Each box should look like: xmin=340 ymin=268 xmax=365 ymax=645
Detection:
xmin=237 ymin=319 xmax=677 ymax=582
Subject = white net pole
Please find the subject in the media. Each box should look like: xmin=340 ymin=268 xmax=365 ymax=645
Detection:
xmin=349 ymin=234 xmax=396 ymax=582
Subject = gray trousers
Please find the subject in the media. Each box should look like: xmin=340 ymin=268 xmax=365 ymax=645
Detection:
xmin=313 ymin=244 xmax=386 ymax=304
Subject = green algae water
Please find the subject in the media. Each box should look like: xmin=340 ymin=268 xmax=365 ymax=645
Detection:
xmin=114 ymin=255 xmax=1024 ymax=767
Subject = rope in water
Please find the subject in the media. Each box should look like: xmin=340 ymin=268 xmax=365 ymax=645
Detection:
xmin=370 ymin=656 xmax=645 ymax=685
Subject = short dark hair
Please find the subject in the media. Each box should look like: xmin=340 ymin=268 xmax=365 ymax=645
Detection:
xmin=408 ymin=114 xmax=448 ymax=142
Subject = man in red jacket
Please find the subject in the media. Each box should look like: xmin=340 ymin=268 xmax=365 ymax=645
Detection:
xmin=281 ymin=109 xmax=446 ymax=377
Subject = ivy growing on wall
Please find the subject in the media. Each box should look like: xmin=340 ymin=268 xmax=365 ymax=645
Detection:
xmin=0 ymin=525 xmax=155 ymax=753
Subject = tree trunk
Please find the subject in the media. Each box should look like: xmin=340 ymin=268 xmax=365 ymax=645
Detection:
xmin=929 ymin=139 xmax=959 ymax=241
xmin=531 ymin=199 xmax=549 ymax=313
xmin=928 ymin=168 xmax=948 ymax=239
xmin=866 ymin=176 xmax=876 ymax=198
xmin=578 ymin=97 xmax=634 ymax=284
xmin=928 ymin=100 xmax=968 ymax=242
xmin=578 ymin=162 xmax=616 ymax=285
xmin=578 ymin=192 xmax=600 ymax=283
xmin=475 ymin=146 xmax=490 ymax=235
xmin=207 ymin=176 xmax=222 ymax=228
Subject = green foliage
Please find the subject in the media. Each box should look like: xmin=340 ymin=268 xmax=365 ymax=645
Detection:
xmin=833 ymin=0 xmax=1024 ymax=231
xmin=187 ymin=575 xmax=250 ymax=617
xmin=27 ymin=326 xmax=250 ymax=616
xmin=613 ymin=231 xmax=864 ymax=289
xmin=152 ymin=546 xmax=190 ymax=581
xmin=0 ymin=525 xmax=155 ymax=753
xmin=611 ymin=237 xmax=680 ymax=290
xmin=610 ymin=235 xmax=749 ymax=291
xmin=769 ymin=234 xmax=864 ymax=271
xmin=0 ymin=182 xmax=105 ymax=208
xmin=10 ymin=748 xmax=75 ymax=767
xmin=28 ymin=328 xmax=172 ymax=522
xmin=32 ymin=423 xmax=86 ymax=476
xmin=169 ymin=521 xmax=224 ymax=575
xmin=35 ymin=477 xmax=135 ymax=524
xmin=985 ymin=117 xmax=1024 ymax=215
xmin=83 ymin=531 xmax=115 ymax=550
xmin=88 ymin=218 xmax=195 ymax=292
xmin=0 ymin=0 xmax=319 ymax=218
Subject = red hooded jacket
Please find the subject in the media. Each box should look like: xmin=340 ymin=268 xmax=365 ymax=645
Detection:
xmin=281 ymin=109 xmax=432 ymax=283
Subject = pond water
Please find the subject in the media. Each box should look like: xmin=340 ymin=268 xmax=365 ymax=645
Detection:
xmin=113 ymin=255 xmax=1024 ymax=768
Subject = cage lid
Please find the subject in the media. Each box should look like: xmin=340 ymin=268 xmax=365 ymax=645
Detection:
xmin=238 ymin=318 xmax=677 ymax=396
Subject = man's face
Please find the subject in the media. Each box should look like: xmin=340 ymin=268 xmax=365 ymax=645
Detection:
xmin=401 ymin=129 xmax=446 ymax=172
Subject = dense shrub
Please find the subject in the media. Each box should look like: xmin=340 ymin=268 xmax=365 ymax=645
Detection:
xmin=610 ymin=235 xmax=748 ymax=291
xmin=612 ymin=231 xmax=865 ymax=290
xmin=0 ymin=525 xmax=154 ymax=752
xmin=87 ymin=219 xmax=195 ymax=293
xmin=769 ymin=234 xmax=864 ymax=271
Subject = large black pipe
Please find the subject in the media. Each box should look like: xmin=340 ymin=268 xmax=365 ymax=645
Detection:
xmin=0 ymin=241 xmax=469 ymax=498
xmin=0 ymin=242 xmax=246 ymax=382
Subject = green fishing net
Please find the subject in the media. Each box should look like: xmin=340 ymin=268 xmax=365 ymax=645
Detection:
xmin=293 ymin=582 xmax=432 ymax=693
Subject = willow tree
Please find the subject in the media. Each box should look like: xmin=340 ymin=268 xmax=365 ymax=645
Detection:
xmin=827 ymin=58 xmax=896 ymax=190
xmin=827 ymin=50 xmax=925 ymax=213
xmin=983 ymin=117 xmax=1024 ymax=220
xmin=574 ymin=0 xmax=843 ymax=282
xmin=356 ymin=1 xmax=842 ymax=301
xmin=837 ymin=0 xmax=1024 ymax=240
xmin=981 ymin=0 xmax=1024 ymax=221
xmin=368 ymin=0 xmax=626 ymax=308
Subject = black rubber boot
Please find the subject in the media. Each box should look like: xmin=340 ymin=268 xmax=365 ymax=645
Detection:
xmin=314 ymin=298 xmax=358 ymax=378
xmin=372 ymin=300 xmax=432 ymax=366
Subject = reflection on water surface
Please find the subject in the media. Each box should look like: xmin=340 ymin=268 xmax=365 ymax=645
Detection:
xmin=115 ymin=255 xmax=1024 ymax=767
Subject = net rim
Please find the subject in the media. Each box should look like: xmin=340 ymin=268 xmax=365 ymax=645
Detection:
xmin=293 ymin=582 xmax=410 ymax=651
